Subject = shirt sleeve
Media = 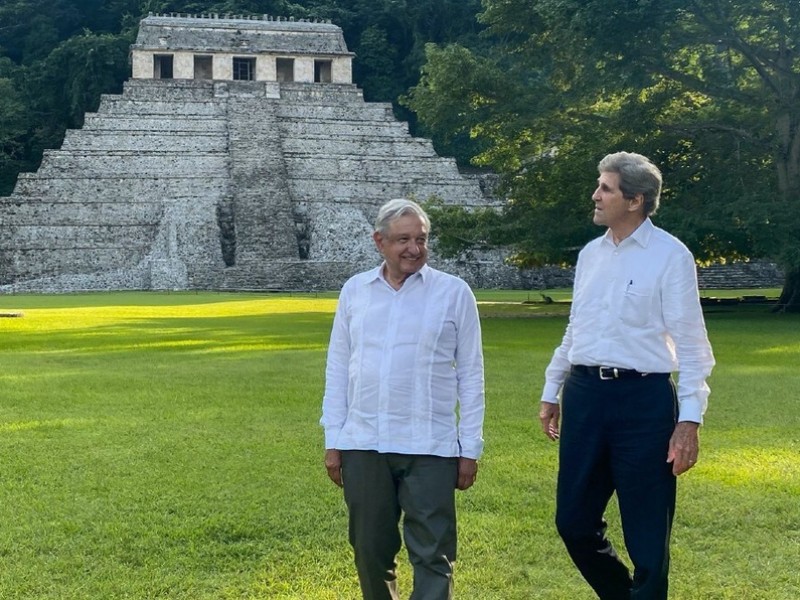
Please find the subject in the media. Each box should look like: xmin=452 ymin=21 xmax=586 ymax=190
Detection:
xmin=541 ymin=255 xmax=584 ymax=404
xmin=320 ymin=284 xmax=352 ymax=449
xmin=661 ymin=250 xmax=715 ymax=423
xmin=541 ymin=324 xmax=573 ymax=404
xmin=454 ymin=285 xmax=485 ymax=460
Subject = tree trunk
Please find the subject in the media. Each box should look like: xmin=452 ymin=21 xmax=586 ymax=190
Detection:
xmin=774 ymin=266 xmax=800 ymax=313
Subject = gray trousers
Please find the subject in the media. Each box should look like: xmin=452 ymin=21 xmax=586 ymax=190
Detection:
xmin=341 ymin=450 xmax=459 ymax=600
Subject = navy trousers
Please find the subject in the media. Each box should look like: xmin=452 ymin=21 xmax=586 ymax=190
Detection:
xmin=556 ymin=370 xmax=678 ymax=600
xmin=341 ymin=450 xmax=459 ymax=600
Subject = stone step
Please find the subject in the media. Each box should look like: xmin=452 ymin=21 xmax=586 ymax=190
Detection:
xmin=97 ymin=98 xmax=224 ymax=117
xmin=281 ymin=138 xmax=438 ymax=158
xmin=61 ymin=131 xmax=227 ymax=152
xmin=6 ymin=224 xmax=157 ymax=249
xmin=274 ymin=103 xmax=395 ymax=121
xmin=0 ymin=248 xmax=148 ymax=280
xmin=36 ymin=152 xmax=228 ymax=176
xmin=83 ymin=114 xmax=227 ymax=132
xmin=121 ymin=79 xmax=217 ymax=100
xmin=280 ymin=155 xmax=467 ymax=178
xmin=0 ymin=201 xmax=162 ymax=225
xmin=278 ymin=83 xmax=364 ymax=103
xmin=281 ymin=120 xmax=410 ymax=138
xmin=697 ymin=261 xmax=784 ymax=289
xmin=220 ymin=260 xmax=362 ymax=291
xmin=11 ymin=174 xmax=228 ymax=199
xmin=283 ymin=182 xmax=481 ymax=208
xmin=284 ymin=179 xmax=485 ymax=207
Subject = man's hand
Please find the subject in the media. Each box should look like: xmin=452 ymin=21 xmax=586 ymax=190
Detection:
xmin=457 ymin=457 xmax=478 ymax=491
xmin=539 ymin=401 xmax=561 ymax=441
xmin=325 ymin=449 xmax=343 ymax=487
xmin=667 ymin=422 xmax=700 ymax=476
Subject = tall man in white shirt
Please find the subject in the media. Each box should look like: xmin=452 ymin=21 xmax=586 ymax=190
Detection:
xmin=539 ymin=152 xmax=715 ymax=600
xmin=321 ymin=198 xmax=485 ymax=600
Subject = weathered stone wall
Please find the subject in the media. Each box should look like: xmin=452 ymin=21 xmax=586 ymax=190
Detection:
xmin=0 ymin=79 xmax=230 ymax=292
xmin=0 ymin=75 xmax=785 ymax=294
xmin=0 ymin=78 xmax=510 ymax=293
xmin=696 ymin=260 xmax=784 ymax=290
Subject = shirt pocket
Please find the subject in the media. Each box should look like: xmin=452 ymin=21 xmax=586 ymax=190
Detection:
xmin=619 ymin=287 xmax=653 ymax=327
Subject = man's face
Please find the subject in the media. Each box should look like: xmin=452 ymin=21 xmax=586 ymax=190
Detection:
xmin=592 ymin=171 xmax=636 ymax=229
xmin=373 ymin=213 xmax=429 ymax=281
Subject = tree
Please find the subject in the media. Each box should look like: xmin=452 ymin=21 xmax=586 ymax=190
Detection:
xmin=0 ymin=0 xmax=138 ymax=194
xmin=0 ymin=72 xmax=31 ymax=192
xmin=353 ymin=25 xmax=401 ymax=101
xmin=405 ymin=0 xmax=800 ymax=310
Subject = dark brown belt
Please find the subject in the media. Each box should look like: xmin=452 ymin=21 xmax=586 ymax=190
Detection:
xmin=571 ymin=365 xmax=669 ymax=381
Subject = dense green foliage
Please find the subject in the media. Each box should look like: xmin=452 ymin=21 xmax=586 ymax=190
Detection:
xmin=0 ymin=0 xmax=484 ymax=194
xmin=405 ymin=0 xmax=800 ymax=309
xmin=0 ymin=292 xmax=798 ymax=598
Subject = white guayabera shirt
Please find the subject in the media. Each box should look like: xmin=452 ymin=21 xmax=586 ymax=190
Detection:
xmin=321 ymin=264 xmax=485 ymax=460
xmin=542 ymin=218 xmax=716 ymax=423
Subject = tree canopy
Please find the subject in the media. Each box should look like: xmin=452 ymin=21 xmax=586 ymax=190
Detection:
xmin=405 ymin=0 xmax=800 ymax=309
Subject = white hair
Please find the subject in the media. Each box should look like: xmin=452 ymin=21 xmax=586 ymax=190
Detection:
xmin=374 ymin=199 xmax=431 ymax=235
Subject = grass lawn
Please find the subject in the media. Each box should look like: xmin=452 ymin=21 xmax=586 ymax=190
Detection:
xmin=0 ymin=290 xmax=798 ymax=599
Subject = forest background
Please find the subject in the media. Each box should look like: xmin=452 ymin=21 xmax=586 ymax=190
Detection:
xmin=1 ymin=0 xmax=799 ymax=309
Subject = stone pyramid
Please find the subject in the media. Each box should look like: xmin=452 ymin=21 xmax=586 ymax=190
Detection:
xmin=0 ymin=15 xmax=536 ymax=292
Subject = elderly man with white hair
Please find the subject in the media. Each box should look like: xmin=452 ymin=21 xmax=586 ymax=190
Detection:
xmin=321 ymin=198 xmax=485 ymax=600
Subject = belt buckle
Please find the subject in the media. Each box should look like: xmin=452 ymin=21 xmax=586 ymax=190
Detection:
xmin=599 ymin=367 xmax=618 ymax=380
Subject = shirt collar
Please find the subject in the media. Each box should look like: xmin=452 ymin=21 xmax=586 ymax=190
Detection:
xmin=601 ymin=217 xmax=654 ymax=248
xmin=364 ymin=265 xmax=383 ymax=284
xmin=368 ymin=262 xmax=431 ymax=286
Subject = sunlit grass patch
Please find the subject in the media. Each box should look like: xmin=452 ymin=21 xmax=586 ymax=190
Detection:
xmin=700 ymin=446 xmax=800 ymax=488
xmin=0 ymin=418 xmax=92 ymax=433
xmin=0 ymin=292 xmax=797 ymax=599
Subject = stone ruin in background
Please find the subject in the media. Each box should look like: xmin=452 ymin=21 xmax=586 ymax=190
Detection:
xmin=0 ymin=13 xmax=568 ymax=292
xmin=0 ymin=14 xmax=782 ymax=292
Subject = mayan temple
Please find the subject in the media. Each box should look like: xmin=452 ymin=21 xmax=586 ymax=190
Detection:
xmin=0 ymin=13 xmax=551 ymax=292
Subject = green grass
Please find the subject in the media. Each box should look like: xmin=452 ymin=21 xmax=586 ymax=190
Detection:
xmin=0 ymin=291 xmax=798 ymax=599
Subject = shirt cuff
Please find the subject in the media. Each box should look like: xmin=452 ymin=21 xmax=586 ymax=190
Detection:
xmin=677 ymin=398 xmax=703 ymax=424
xmin=324 ymin=428 xmax=341 ymax=449
xmin=541 ymin=381 xmax=562 ymax=404
xmin=459 ymin=438 xmax=484 ymax=460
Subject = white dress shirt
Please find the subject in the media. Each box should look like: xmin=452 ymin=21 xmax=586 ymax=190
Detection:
xmin=321 ymin=264 xmax=485 ymax=459
xmin=542 ymin=218 xmax=715 ymax=422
